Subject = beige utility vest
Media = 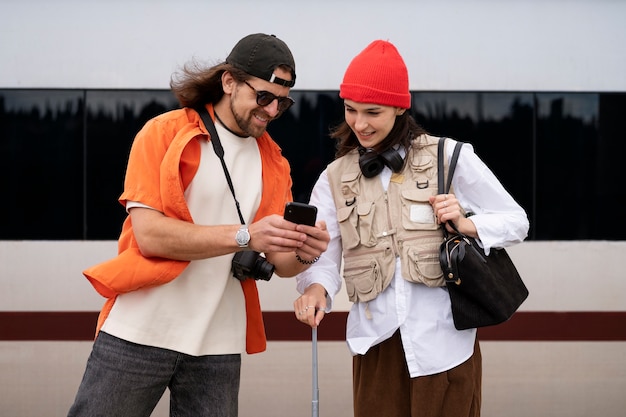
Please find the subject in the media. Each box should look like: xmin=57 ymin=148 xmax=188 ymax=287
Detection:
xmin=327 ymin=134 xmax=450 ymax=303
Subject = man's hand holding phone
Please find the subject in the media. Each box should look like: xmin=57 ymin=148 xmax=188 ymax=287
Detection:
xmin=283 ymin=202 xmax=329 ymax=266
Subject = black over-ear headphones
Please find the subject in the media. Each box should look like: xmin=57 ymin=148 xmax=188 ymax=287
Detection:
xmin=358 ymin=147 xmax=404 ymax=178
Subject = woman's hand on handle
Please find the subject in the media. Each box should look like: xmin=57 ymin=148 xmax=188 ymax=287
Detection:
xmin=294 ymin=283 xmax=327 ymax=327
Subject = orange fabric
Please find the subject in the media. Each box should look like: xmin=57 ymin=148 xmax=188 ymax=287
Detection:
xmin=84 ymin=104 xmax=293 ymax=354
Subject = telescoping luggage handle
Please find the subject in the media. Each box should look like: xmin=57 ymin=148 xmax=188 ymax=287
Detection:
xmin=312 ymin=326 xmax=319 ymax=417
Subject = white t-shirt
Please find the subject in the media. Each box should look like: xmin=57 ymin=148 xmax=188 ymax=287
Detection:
xmin=102 ymin=121 xmax=262 ymax=356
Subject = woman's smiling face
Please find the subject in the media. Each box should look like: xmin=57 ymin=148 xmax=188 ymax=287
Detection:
xmin=343 ymin=99 xmax=404 ymax=148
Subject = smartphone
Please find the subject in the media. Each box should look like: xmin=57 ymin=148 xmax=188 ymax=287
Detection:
xmin=284 ymin=202 xmax=317 ymax=226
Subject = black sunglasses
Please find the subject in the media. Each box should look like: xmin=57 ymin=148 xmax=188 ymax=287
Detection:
xmin=243 ymin=81 xmax=295 ymax=113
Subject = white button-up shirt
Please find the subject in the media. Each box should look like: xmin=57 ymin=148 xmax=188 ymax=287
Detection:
xmin=296 ymin=139 xmax=529 ymax=377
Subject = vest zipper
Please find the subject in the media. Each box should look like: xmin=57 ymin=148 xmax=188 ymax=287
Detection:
xmin=384 ymin=191 xmax=399 ymax=257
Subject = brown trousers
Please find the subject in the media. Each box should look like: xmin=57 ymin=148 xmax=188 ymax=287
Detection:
xmin=353 ymin=330 xmax=481 ymax=417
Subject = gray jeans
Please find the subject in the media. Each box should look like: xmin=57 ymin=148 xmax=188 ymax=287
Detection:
xmin=67 ymin=331 xmax=241 ymax=417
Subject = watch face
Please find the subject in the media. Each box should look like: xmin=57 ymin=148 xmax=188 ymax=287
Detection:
xmin=236 ymin=227 xmax=250 ymax=247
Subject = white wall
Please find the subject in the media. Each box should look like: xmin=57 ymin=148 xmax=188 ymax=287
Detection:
xmin=3 ymin=240 xmax=626 ymax=313
xmin=2 ymin=241 xmax=626 ymax=416
xmin=3 ymin=340 xmax=625 ymax=417
xmin=1 ymin=0 xmax=625 ymax=91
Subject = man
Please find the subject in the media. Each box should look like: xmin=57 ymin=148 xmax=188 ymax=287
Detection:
xmin=68 ymin=33 xmax=329 ymax=417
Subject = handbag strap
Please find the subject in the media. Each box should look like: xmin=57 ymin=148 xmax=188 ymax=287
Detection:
xmin=437 ymin=137 xmax=463 ymax=195
xmin=437 ymin=138 xmax=464 ymax=236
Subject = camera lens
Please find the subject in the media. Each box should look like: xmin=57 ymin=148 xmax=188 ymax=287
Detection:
xmin=252 ymin=257 xmax=275 ymax=281
xmin=231 ymin=251 xmax=275 ymax=281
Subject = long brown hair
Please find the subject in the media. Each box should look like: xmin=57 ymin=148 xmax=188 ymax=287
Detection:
xmin=169 ymin=61 xmax=246 ymax=109
xmin=331 ymin=111 xmax=428 ymax=160
xmin=170 ymin=60 xmax=294 ymax=109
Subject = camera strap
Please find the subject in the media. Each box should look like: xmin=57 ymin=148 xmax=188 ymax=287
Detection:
xmin=195 ymin=106 xmax=246 ymax=225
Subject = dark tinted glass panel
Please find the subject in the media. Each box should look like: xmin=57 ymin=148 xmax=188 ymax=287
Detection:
xmin=85 ymin=90 xmax=178 ymax=239
xmin=598 ymin=93 xmax=626 ymax=239
xmin=536 ymin=93 xmax=593 ymax=239
xmin=2 ymin=89 xmax=626 ymax=240
xmin=0 ymin=90 xmax=84 ymax=239
xmin=268 ymin=91 xmax=344 ymax=203
xmin=535 ymin=93 xmax=626 ymax=240
xmin=411 ymin=92 xmax=534 ymax=235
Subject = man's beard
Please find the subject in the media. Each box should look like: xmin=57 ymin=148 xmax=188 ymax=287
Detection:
xmin=230 ymin=102 xmax=270 ymax=138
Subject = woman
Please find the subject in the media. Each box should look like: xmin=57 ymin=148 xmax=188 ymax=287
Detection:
xmin=293 ymin=40 xmax=529 ymax=417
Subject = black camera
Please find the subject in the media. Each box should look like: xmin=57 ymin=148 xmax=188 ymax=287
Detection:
xmin=231 ymin=251 xmax=275 ymax=281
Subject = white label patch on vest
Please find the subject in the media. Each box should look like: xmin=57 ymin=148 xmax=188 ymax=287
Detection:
xmin=410 ymin=205 xmax=435 ymax=224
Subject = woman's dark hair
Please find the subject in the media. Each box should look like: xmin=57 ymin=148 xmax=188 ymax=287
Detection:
xmin=331 ymin=110 xmax=428 ymax=160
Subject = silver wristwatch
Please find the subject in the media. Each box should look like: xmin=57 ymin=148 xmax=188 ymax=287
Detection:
xmin=235 ymin=225 xmax=250 ymax=248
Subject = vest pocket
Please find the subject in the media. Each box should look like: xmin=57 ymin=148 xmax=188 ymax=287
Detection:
xmin=337 ymin=205 xmax=360 ymax=249
xmin=400 ymin=235 xmax=445 ymax=287
xmin=356 ymin=202 xmax=376 ymax=247
xmin=337 ymin=202 xmax=377 ymax=249
xmin=344 ymin=258 xmax=383 ymax=303
xmin=400 ymin=189 xmax=439 ymax=231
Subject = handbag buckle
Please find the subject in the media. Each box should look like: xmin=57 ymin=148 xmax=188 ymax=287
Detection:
xmin=442 ymin=236 xmax=463 ymax=285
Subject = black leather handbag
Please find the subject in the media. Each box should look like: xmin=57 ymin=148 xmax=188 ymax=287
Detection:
xmin=437 ymin=138 xmax=529 ymax=330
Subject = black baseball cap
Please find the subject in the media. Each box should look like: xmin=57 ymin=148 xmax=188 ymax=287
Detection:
xmin=226 ymin=33 xmax=296 ymax=88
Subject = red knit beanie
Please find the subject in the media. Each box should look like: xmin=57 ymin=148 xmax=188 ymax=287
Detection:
xmin=340 ymin=40 xmax=411 ymax=109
